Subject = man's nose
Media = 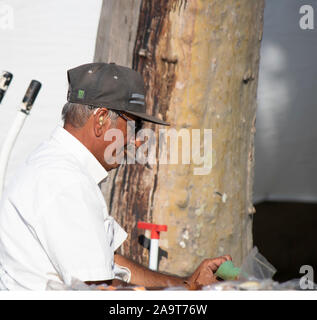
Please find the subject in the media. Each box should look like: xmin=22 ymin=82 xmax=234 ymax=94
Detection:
xmin=134 ymin=138 xmax=143 ymax=149
xmin=127 ymin=134 xmax=143 ymax=148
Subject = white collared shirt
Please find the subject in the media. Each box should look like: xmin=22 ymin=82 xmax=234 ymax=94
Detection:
xmin=0 ymin=126 xmax=128 ymax=290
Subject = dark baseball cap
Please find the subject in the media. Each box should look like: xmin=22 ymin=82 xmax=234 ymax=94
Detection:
xmin=67 ymin=63 xmax=169 ymax=126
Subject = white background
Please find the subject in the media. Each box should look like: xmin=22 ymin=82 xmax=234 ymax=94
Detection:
xmin=0 ymin=0 xmax=102 ymax=184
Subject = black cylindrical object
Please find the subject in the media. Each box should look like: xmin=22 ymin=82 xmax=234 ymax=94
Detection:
xmin=0 ymin=71 xmax=13 ymax=104
xmin=22 ymin=80 xmax=42 ymax=111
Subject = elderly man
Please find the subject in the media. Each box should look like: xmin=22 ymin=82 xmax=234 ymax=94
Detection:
xmin=0 ymin=63 xmax=231 ymax=290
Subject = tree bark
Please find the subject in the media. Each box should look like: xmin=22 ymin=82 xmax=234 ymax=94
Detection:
xmin=94 ymin=0 xmax=265 ymax=275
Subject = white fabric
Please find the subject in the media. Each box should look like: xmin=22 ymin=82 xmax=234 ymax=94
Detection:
xmin=0 ymin=126 xmax=127 ymax=290
xmin=113 ymin=264 xmax=131 ymax=283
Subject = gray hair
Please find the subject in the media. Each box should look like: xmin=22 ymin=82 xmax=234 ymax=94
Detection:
xmin=61 ymin=102 xmax=118 ymax=128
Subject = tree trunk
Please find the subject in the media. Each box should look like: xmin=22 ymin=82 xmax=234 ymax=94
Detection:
xmin=94 ymin=0 xmax=265 ymax=275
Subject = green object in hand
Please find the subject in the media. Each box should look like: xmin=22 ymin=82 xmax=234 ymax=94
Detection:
xmin=215 ymin=261 xmax=241 ymax=281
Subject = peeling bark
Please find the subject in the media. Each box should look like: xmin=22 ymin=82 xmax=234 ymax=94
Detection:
xmin=95 ymin=0 xmax=265 ymax=273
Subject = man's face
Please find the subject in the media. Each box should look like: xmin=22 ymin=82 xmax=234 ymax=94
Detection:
xmin=102 ymin=111 xmax=144 ymax=170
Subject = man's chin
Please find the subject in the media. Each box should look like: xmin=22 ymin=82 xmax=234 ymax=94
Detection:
xmin=103 ymin=150 xmax=126 ymax=171
xmin=104 ymin=162 xmax=122 ymax=171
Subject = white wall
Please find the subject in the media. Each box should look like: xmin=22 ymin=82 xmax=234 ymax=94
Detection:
xmin=254 ymin=0 xmax=317 ymax=203
xmin=0 ymin=0 xmax=102 ymax=184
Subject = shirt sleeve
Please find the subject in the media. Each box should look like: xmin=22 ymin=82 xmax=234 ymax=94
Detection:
xmin=35 ymin=174 xmax=120 ymax=283
xmin=113 ymin=263 xmax=131 ymax=283
xmin=112 ymin=218 xmax=128 ymax=251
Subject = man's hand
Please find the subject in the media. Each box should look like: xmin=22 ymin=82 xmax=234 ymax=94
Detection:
xmin=185 ymin=255 xmax=232 ymax=290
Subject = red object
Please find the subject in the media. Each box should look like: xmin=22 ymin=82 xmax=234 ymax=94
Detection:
xmin=137 ymin=222 xmax=168 ymax=240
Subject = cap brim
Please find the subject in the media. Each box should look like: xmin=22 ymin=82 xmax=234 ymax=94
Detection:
xmin=123 ymin=110 xmax=170 ymax=126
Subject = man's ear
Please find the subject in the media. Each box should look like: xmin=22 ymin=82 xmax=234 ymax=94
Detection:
xmin=94 ymin=108 xmax=110 ymax=137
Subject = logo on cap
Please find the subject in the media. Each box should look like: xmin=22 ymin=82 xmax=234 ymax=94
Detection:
xmin=77 ymin=89 xmax=85 ymax=99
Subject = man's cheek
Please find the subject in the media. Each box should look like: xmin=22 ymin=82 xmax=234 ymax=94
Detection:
xmin=103 ymin=129 xmax=125 ymax=165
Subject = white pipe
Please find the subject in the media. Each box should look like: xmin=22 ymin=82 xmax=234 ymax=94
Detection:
xmin=149 ymin=239 xmax=159 ymax=271
xmin=0 ymin=71 xmax=13 ymax=104
xmin=0 ymin=109 xmax=28 ymax=198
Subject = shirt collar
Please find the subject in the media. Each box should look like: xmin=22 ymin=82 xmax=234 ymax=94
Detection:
xmin=50 ymin=126 xmax=108 ymax=184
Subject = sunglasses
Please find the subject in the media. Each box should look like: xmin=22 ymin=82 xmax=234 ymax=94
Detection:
xmin=116 ymin=111 xmax=143 ymax=133
xmin=90 ymin=106 xmax=143 ymax=133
